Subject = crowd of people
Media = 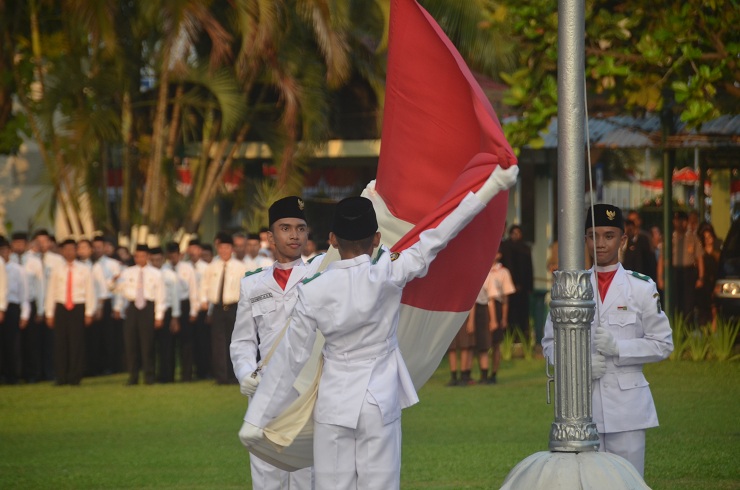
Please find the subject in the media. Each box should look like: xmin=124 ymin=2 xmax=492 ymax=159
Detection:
xmin=0 ymin=228 xmax=295 ymax=386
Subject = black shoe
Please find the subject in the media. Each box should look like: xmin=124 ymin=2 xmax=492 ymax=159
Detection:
xmin=487 ymin=374 xmax=497 ymax=384
xmin=446 ymin=378 xmax=458 ymax=387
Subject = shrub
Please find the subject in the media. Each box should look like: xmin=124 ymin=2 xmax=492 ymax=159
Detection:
xmin=501 ymin=330 xmax=515 ymax=361
xmin=709 ymin=317 xmax=740 ymax=362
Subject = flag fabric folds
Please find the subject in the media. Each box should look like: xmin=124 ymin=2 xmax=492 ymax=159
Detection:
xmin=242 ymin=0 xmax=517 ymax=470
xmin=370 ymin=0 xmax=517 ymax=387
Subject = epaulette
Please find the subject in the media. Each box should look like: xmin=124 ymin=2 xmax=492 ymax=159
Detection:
xmin=630 ymin=271 xmax=650 ymax=282
xmin=302 ymin=272 xmax=321 ymax=284
xmin=244 ymin=267 xmax=263 ymax=278
xmin=307 ymin=253 xmax=324 ymax=264
xmin=372 ymin=248 xmax=385 ymax=265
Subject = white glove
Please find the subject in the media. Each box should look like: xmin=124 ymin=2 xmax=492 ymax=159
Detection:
xmin=594 ymin=327 xmax=619 ymax=357
xmin=591 ymin=353 xmax=607 ymax=380
xmin=238 ymin=421 xmax=264 ymax=447
xmin=240 ymin=373 xmax=261 ymax=397
xmin=475 ymin=165 xmax=519 ymax=204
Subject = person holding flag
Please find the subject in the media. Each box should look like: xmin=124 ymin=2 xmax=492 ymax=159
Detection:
xmin=239 ymin=164 xmax=518 ymax=489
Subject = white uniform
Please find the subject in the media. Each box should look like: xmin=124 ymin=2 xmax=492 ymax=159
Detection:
xmin=542 ymin=263 xmax=673 ymax=476
xmin=45 ymin=260 xmax=97 ymax=319
xmin=244 ymin=254 xmax=274 ymax=273
xmin=92 ymin=255 xmax=123 ymax=304
xmin=200 ymin=258 xmax=250 ymax=308
xmin=0 ymin=256 xmax=6 ymax=314
xmin=165 ymin=261 xmax=199 ymax=319
xmin=5 ymin=260 xmax=31 ymax=321
xmin=246 ymin=192 xmax=487 ymax=489
xmin=11 ymin=252 xmax=45 ymax=317
xmin=231 ymin=255 xmax=326 ymax=490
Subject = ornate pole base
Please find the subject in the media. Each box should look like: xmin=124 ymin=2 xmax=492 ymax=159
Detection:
xmin=548 ymin=270 xmax=599 ymax=452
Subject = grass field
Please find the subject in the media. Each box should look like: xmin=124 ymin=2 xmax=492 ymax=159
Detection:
xmin=1 ymin=357 xmax=738 ymax=489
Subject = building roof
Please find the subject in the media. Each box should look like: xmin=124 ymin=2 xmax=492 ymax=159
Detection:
xmin=534 ymin=114 xmax=740 ymax=149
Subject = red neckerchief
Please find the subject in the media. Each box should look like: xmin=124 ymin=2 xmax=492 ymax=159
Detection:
xmin=273 ymin=268 xmax=291 ymax=290
xmin=597 ymin=269 xmax=617 ymax=302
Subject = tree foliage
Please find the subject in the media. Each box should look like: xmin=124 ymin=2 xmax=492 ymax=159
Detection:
xmin=495 ymin=0 xmax=739 ymax=151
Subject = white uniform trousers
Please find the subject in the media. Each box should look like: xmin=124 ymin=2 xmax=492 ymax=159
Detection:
xmin=314 ymin=393 xmax=402 ymax=490
xmin=249 ymin=455 xmax=314 ymax=490
xmin=598 ymin=429 xmax=646 ymax=477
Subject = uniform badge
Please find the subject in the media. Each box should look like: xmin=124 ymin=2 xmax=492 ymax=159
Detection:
xmin=390 ymin=252 xmax=400 ymax=261
xmin=298 ymin=198 xmax=305 ymax=210
xmin=606 ymin=210 xmax=616 ymax=221
xmin=654 ymin=292 xmax=662 ymax=313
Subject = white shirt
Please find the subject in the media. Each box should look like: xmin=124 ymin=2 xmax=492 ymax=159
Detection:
xmin=44 ymin=260 xmax=97 ymax=319
xmin=243 ymin=254 xmax=273 ymax=272
xmin=114 ymin=265 xmax=167 ymax=321
xmin=246 ymin=192 xmax=486 ymax=430
xmin=230 ymin=256 xmax=326 ymax=382
xmin=13 ymin=252 xmax=45 ymax=315
xmin=92 ymin=255 xmax=123 ymax=301
xmin=201 ymin=257 xmax=249 ymax=306
xmin=0 ymin=256 xmax=6 ymax=312
xmin=5 ymin=260 xmax=30 ymax=320
xmin=485 ymin=263 xmax=516 ymax=303
xmin=164 ymin=261 xmax=199 ymax=318
xmin=160 ymin=267 xmax=181 ymax=318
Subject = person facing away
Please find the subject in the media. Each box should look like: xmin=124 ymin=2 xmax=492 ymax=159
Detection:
xmin=239 ymin=164 xmax=518 ymax=489
xmin=542 ymin=204 xmax=673 ymax=478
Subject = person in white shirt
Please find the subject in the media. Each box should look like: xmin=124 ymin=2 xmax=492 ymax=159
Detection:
xmin=113 ymin=244 xmax=166 ymax=385
xmin=188 ymin=238 xmax=211 ymax=380
xmin=240 ymin=165 xmax=518 ymax=489
xmin=244 ymin=232 xmax=273 ymax=271
xmin=165 ymin=241 xmax=199 ymax=382
xmin=91 ymin=235 xmax=124 ymax=374
xmin=0 ymin=236 xmax=30 ymax=384
xmin=202 ymin=232 xmax=248 ymax=385
xmin=150 ymin=247 xmax=180 ymax=383
xmin=44 ymin=238 xmax=96 ymax=386
xmin=484 ymin=252 xmax=516 ymax=384
xmin=33 ymin=229 xmax=65 ymax=380
xmin=10 ymin=232 xmax=45 ymax=383
xmin=231 ymin=196 xmax=323 ymax=490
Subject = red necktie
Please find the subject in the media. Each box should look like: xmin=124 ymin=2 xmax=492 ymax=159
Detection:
xmin=65 ymin=265 xmax=74 ymax=310
xmin=273 ymin=268 xmax=291 ymax=290
xmin=597 ymin=270 xmax=617 ymax=302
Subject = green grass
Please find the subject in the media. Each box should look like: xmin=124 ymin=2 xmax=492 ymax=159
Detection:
xmin=1 ymin=358 xmax=738 ymax=489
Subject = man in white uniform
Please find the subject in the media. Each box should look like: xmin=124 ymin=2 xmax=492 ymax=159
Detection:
xmin=113 ymin=244 xmax=166 ymax=385
xmin=202 ymin=232 xmax=248 ymax=385
xmin=240 ymin=165 xmax=518 ymax=489
xmin=231 ymin=196 xmax=324 ymax=489
xmin=542 ymin=204 xmax=673 ymax=477
xmin=10 ymin=232 xmax=45 ymax=383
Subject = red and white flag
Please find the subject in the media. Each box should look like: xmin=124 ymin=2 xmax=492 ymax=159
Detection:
xmin=243 ymin=0 xmax=517 ymax=471
xmin=363 ymin=0 xmax=517 ymax=388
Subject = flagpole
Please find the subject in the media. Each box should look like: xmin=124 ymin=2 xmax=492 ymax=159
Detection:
xmin=547 ymin=0 xmax=599 ymax=453
xmin=501 ymin=0 xmax=651 ymax=484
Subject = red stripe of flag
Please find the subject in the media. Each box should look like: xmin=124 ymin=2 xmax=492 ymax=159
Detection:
xmin=378 ymin=0 xmax=517 ymax=312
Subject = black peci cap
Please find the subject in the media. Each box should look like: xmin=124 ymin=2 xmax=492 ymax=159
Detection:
xmin=332 ymin=197 xmax=378 ymax=241
xmin=135 ymin=244 xmax=149 ymax=253
xmin=215 ymin=231 xmax=233 ymax=245
xmin=269 ymin=196 xmax=306 ymax=227
xmin=585 ymin=204 xmax=624 ymax=232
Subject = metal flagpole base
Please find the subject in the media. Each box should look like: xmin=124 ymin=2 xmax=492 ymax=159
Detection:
xmin=500 ymin=451 xmax=650 ymax=489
